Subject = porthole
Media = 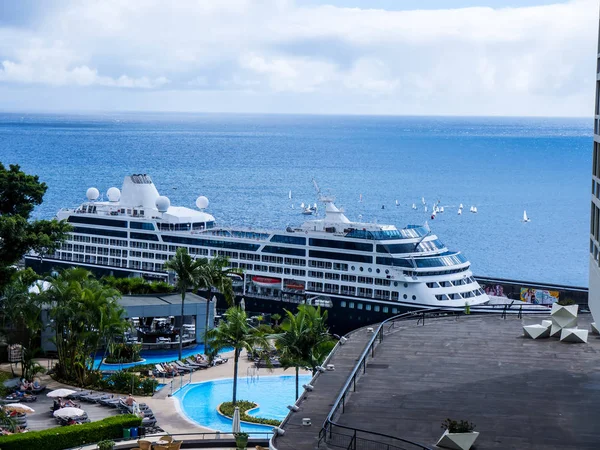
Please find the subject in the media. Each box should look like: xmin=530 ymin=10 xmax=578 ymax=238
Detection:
xmin=351 ymin=266 xmax=355 ymax=271
xmin=412 ymin=295 xmax=416 ymax=300
xmin=359 ymin=267 xmax=364 ymax=272
xmin=403 ymin=294 xmax=408 ymax=299
xmin=376 ymin=268 xmax=381 ymax=274
xmin=394 ymin=281 xmax=398 ymax=287
xmin=368 ymin=268 xmax=372 ymax=273
xmin=385 ymin=269 xmax=389 ymax=274
xmin=404 ymin=283 xmax=408 ymax=288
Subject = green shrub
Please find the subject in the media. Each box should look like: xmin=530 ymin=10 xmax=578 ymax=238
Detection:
xmin=97 ymin=439 xmax=115 ymax=450
xmin=441 ymin=418 xmax=476 ymax=433
xmin=0 ymin=414 xmax=141 ymax=450
xmin=219 ymin=400 xmax=280 ymax=426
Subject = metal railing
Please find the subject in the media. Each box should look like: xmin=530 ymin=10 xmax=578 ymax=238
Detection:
xmin=318 ymin=309 xmax=445 ymax=450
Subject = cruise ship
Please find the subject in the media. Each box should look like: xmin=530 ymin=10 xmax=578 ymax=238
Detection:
xmin=26 ymin=174 xmax=490 ymax=333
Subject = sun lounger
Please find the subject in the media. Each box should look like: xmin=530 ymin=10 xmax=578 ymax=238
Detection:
xmin=174 ymin=361 xmax=194 ymax=372
xmin=82 ymin=393 xmax=110 ymax=403
xmin=154 ymin=364 xmax=174 ymax=377
xmin=185 ymin=358 xmax=209 ymax=369
xmin=67 ymin=391 xmax=91 ymax=400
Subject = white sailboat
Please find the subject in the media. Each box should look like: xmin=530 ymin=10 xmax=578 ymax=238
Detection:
xmin=288 ymin=190 xmax=292 ymax=200
xmin=395 ymin=200 xmax=399 ymax=207
xmin=522 ymin=210 xmax=530 ymax=222
xmin=458 ymin=208 xmax=462 ymax=215
xmin=359 ymin=194 xmax=363 ymax=203
xmin=440 ymin=206 xmax=444 ymax=213
xmin=424 ymin=205 xmax=428 ymax=212
xmin=421 ymin=197 xmax=426 ymax=205
xmin=459 ymin=203 xmax=464 ymax=209
xmin=412 ymin=203 xmax=417 ymax=210
xmin=471 ymin=206 xmax=478 ymax=213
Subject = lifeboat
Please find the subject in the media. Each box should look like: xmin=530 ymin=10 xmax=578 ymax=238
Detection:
xmin=227 ymin=273 xmax=244 ymax=286
xmin=284 ymin=281 xmax=305 ymax=291
xmin=252 ymin=276 xmax=282 ymax=288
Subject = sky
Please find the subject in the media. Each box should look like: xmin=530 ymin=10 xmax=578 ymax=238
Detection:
xmin=0 ymin=0 xmax=598 ymax=116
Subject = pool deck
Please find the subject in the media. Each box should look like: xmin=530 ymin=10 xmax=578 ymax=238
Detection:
xmin=273 ymin=314 xmax=600 ymax=450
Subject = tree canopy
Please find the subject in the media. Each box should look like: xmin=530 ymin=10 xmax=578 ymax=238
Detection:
xmin=0 ymin=163 xmax=71 ymax=289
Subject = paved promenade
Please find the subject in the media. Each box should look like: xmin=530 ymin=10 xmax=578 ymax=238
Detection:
xmin=274 ymin=314 xmax=600 ymax=450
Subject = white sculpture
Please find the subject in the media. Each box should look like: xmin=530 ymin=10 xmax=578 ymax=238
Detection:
xmin=523 ymin=324 xmax=550 ymax=340
xmin=559 ymin=327 xmax=588 ymax=343
xmin=550 ymin=304 xmax=578 ymax=337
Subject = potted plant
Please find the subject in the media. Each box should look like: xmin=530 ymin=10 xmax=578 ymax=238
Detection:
xmin=234 ymin=431 xmax=249 ymax=449
xmin=97 ymin=440 xmax=115 ymax=450
xmin=436 ymin=419 xmax=479 ymax=450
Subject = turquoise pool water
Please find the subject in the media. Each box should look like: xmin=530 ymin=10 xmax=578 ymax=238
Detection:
xmin=94 ymin=344 xmax=231 ymax=370
xmin=175 ymin=374 xmax=312 ymax=433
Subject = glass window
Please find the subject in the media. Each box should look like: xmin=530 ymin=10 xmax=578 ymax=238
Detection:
xmin=72 ymin=226 xmax=127 ymax=238
xmin=309 ymin=250 xmax=373 ymax=264
xmin=368 ymin=268 xmax=372 ymax=273
xmin=374 ymin=305 xmax=380 ymax=312
xmin=392 ymin=308 xmax=398 ymax=313
xmin=383 ymin=307 xmax=389 ymax=313
xmin=310 ymin=238 xmax=372 ymax=252
xmin=351 ymin=266 xmax=355 ymax=271
xmin=130 ymin=221 xmax=155 ymax=230
xmin=130 ymin=232 xmax=159 ymax=241
xmin=341 ymin=301 xmax=346 ymax=307
xmin=376 ymin=268 xmax=380 ymax=273
xmin=359 ymin=267 xmax=364 ymax=272
xmin=349 ymin=302 xmax=355 ymax=309
xmin=366 ymin=304 xmax=372 ymax=311
xmin=357 ymin=303 xmax=363 ymax=310
xmin=271 ymin=235 xmax=306 ymax=245
xmin=412 ymin=295 xmax=416 ymax=300
xmin=263 ymin=245 xmax=305 ymax=256
xmin=403 ymin=294 xmax=408 ymax=299
xmin=68 ymin=216 xmax=127 ymax=228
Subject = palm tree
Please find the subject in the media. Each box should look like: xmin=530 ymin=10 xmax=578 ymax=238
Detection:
xmin=200 ymin=256 xmax=238 ymax=353
xmin=272 ymin=305 xmax=333 ymax=399
xmin=43 ymin=267 xmax=126 ymax=384
xmin=164 ymin=248 xmax=206 ymax=361
xmin=207 ymin=306 xmax=269 ymax=404
xmin=273 ymin=309 xmax=309 ymax=399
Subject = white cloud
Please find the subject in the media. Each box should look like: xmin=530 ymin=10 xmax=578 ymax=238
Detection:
xmin=0 ymin=0 xmax=597 ymax=115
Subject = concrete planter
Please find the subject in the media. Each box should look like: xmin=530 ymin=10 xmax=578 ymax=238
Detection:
xmin=436 ymin=430 xmax=480 ymax=450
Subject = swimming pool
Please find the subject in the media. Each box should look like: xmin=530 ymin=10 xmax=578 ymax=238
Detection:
xmin=93 ymin=344 xmax=221 ymax=370
xmin=175 ymin=374 xmax=312 ymax=433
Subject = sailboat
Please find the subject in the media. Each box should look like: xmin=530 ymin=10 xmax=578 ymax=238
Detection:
xmin=421 ymin=197 xmax=426 ymax=205
xmin=470 ymin=206 xmax=478 ymax=213
xmin=359 ymin=194 xmax=363 ymax=203
xmin=412 ymin=203 xmax=417 ymax=210
xmin=288 ymin=190 xmax=292 ymax=200
xmin=458 ymin=207 xmax=462 ymax=215
xmin=522 ymin=210 xmax=530 ymax=223
xmin=440 ymin=206 xmax=444 ymax=213
xmin=395 ymin=200 xmax=399 ymax=207
xmin=424 ymin=205 xmax=428 ymax=212
xmin=459 ymin=203 xmax=464 ymax=209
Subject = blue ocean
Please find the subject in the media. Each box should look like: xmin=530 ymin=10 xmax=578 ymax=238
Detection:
xmin=0 ymin=113 xmax=591 ymax=286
